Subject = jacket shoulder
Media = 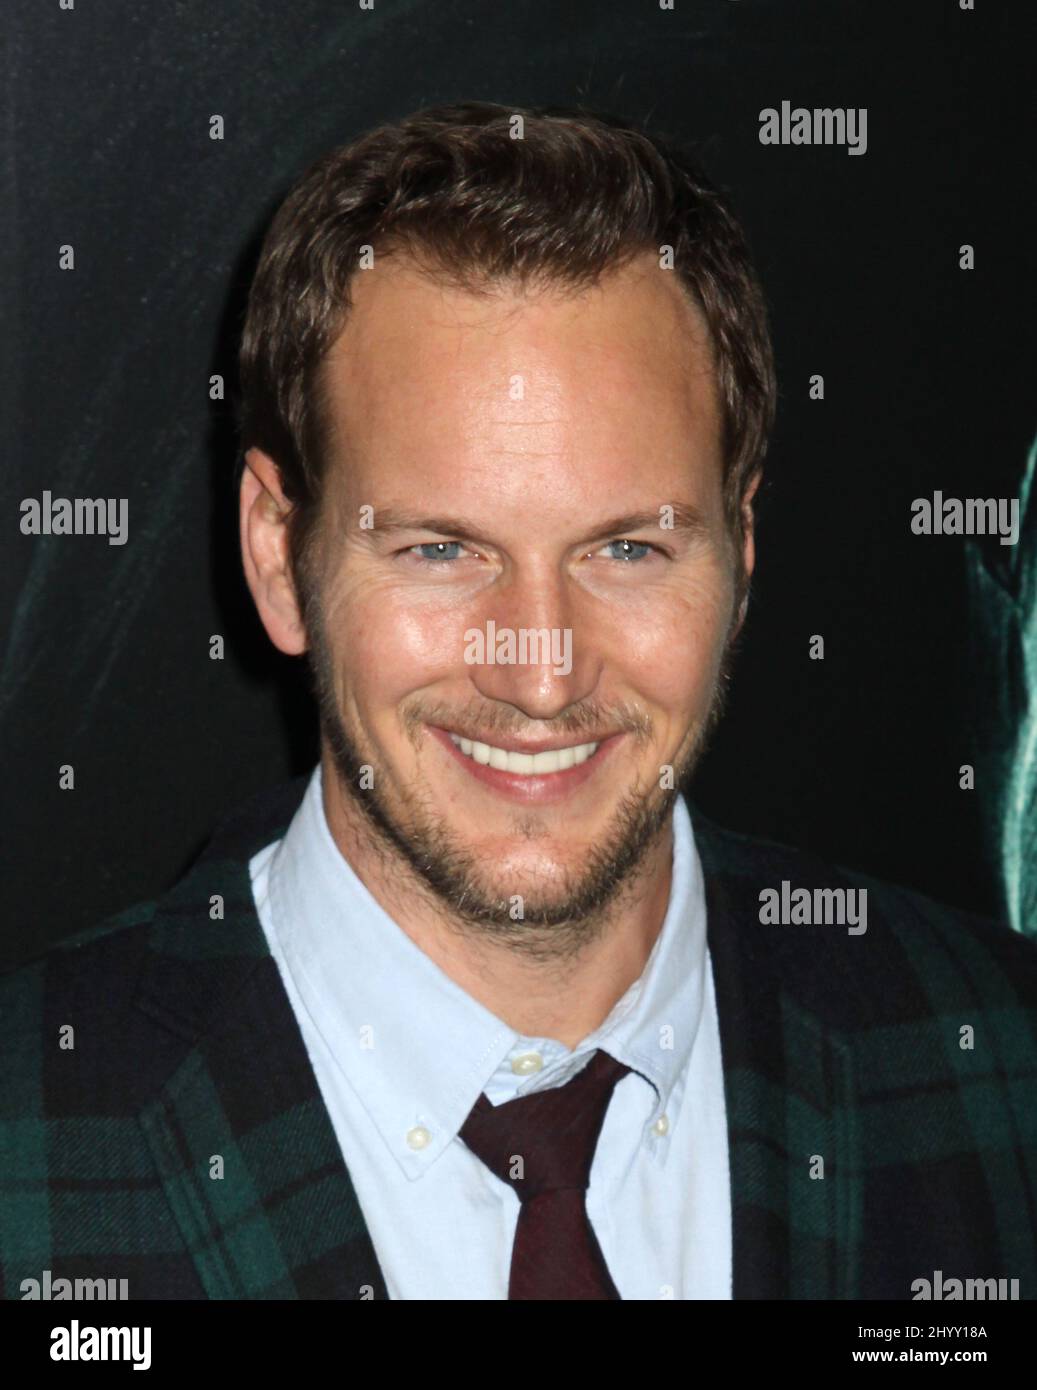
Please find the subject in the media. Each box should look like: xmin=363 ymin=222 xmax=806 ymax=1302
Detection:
xmin=689 ymin=805 xmax=1037 ymax=1013
xmin=0 ymin=775 xmax=307 ymax=1067
xmin=0 ymin=897 xmax=160 ymax=1085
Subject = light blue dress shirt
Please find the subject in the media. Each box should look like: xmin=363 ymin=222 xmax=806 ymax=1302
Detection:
xmin=249 ymin=765 xmax=732 ymax=1299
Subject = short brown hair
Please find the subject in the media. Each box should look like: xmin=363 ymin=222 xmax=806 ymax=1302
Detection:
xmin=237 ymin=100 xmax=776 ymax=588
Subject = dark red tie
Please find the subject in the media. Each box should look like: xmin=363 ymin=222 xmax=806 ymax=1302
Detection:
xmin=459 ymin=1048 xmax=631 ymax=1300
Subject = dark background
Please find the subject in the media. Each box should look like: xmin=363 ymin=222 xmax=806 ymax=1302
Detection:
xmin=3 ymin=0 xmax=1034 ymax=970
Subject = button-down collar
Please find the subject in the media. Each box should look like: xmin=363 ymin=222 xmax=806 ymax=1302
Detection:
xmin=266 ymin=767 xmax=708 ymax=1179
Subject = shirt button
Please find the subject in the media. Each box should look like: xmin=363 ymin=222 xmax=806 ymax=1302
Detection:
xmin=652 ymin=1114 xmax=670 ymax=1137
xmin=406 ymin=1126 xmax=431 ymax=1150
xmin=511 ymin=1052 xmax=544 ymax=1076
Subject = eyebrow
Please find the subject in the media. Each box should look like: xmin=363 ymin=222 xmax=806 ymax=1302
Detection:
xmin=366 ymin=502 xmax=711 ymax=545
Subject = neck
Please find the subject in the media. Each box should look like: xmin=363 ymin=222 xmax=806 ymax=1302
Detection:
xmin=319 ymin=753 xmax=675 ymax=1049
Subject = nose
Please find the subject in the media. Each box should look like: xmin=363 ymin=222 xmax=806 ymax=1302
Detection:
xmin=464 ymin=562 xmax=600 ymax=724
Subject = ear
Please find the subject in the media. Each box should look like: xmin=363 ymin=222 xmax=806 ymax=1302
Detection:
xmin=732 ymin=469 xmax=763 ymax=634
xmin=239 ymin=447 xmax=309 ymax=656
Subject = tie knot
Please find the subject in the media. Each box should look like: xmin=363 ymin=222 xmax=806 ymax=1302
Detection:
xmin=459 ymin=1049 xmax=631 ymax=1201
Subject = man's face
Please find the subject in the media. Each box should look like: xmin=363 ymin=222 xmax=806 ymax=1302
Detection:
xmin=295 ymin=251 xmax=751 ymax=948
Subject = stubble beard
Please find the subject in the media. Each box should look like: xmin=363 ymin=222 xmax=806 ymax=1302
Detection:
xmin=305 ymin=592 xmax=741 ymax=963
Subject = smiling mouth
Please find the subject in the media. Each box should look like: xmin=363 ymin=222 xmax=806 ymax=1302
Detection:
xmin=447 ymin=732 xmax=599 ymax=777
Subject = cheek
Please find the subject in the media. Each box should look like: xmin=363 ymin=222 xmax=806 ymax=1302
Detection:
xmin=607 ymin=570 xmax=735 ymax=710
xmin=320 ymin=567 xmax=469 ymax=698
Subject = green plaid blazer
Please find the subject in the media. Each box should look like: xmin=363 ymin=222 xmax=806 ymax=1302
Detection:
xmin=2 ymin=776 xmax=1036 ymax=1300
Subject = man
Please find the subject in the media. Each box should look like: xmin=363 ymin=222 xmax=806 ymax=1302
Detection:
xmin=2 ymin=101 xmax=1035 ymax=1302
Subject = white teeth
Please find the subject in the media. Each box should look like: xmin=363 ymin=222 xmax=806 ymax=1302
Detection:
xmin=449 ymin=733 xmax=599 ymax=776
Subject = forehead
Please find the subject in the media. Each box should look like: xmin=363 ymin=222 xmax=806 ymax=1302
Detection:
xmin=317 ymin=250 xmax=722 ymax=501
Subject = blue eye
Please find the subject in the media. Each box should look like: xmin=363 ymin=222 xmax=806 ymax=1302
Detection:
xmin=411 ymin=542 xmax=466 ymax=563
xmin=603 ymin=539 xmax=652 ymax=562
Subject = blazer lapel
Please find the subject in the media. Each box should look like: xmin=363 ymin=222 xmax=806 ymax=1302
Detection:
xmin=694 ymin=813 xmax=862 ymax=1300
xmin=133 ymin=787 xmax=390 ymax=1299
